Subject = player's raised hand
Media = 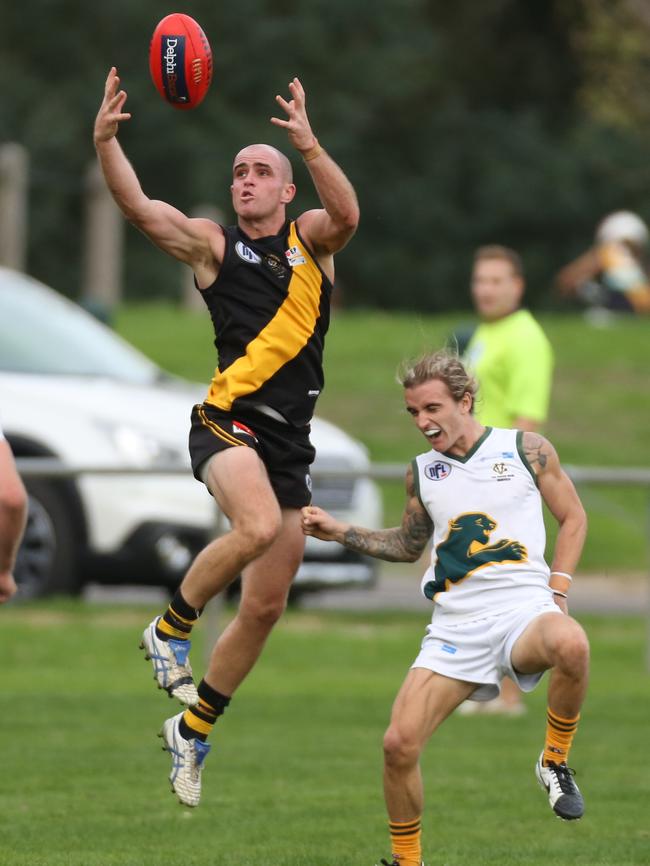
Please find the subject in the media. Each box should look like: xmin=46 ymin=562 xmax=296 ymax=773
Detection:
xmin=271 ymin=77 xmax=317 ymax=154
xmin=94 ymin=67 xmax=132 ymax=145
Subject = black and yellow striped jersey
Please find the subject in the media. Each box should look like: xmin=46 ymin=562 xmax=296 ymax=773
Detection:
xmin=199 ymin=219 xmax=332 ymax=427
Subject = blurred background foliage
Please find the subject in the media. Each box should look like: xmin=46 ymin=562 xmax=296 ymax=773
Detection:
xmin=4 ymin=0 xmax=650 ymax=310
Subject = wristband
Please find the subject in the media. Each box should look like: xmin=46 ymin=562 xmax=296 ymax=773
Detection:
xmin=553 ymin=590 xmax=568 ymax=599
xmin=551 ymin=571 xmax=573 ymax=582
xmin=302 ymin=139 xmax=323 ymax=162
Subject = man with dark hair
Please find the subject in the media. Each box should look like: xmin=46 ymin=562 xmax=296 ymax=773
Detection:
xmin=465 ymin=245 xmax=553 ymax=434
xmin=461 ymin=246 xmax=554 ymax=714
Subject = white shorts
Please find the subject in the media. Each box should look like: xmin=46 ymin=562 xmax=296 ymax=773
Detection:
xmin=411 ymin=600 xmax=563 ymax=701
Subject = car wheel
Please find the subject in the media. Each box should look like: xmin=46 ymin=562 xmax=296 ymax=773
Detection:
xmin=14 ymin=481 xmax=80 ymax=599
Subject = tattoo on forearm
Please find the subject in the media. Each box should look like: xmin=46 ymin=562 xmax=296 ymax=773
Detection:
xmin=342 ymin=524 xmax=428 ymax=561
xmin=342 ymin=467 xmax=433 ymax=562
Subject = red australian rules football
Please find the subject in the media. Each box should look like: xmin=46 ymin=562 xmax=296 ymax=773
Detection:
xmin=149 ymin=13 xmax=212 ymax=109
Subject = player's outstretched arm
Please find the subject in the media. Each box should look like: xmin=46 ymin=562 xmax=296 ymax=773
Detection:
xmin=93 ymin=67 xmax=146 ymax=220
xmin=302 ymin=465 xmax=432 ymax=563
xmin=271 ymin=77 xmax=359 ymax=259
xmin=523 ymin=432 xmax=587 ymax=609
xmin=93 ymin=67 xmax=223 ymax=281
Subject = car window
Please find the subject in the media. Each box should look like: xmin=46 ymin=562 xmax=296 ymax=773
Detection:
xmin=0 ymin=270 xmax=159 ymax=384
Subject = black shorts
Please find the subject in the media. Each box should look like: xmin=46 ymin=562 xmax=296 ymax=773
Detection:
xmin=189 ymin=402 xmax=315 ymax=508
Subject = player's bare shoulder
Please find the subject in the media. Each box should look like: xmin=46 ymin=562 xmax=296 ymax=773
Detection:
xmin=522 ymin=431 xmax=559 ymax=477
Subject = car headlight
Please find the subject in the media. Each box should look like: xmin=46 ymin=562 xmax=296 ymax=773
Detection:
xmin=104 ymin=423 xmax=185 ymax=467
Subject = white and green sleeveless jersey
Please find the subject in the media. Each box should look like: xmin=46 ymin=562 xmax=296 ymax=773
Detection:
xmin=415 ymin=427 xmax=552 ymax=622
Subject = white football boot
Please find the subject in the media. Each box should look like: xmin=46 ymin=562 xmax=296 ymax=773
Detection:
xmin=159 ymin=711 xmax=211 ymax=807
xmin=535 ymin=751 xmax=585 ymax=820
xmin=140 ymin=616 xmax=199 ymax=706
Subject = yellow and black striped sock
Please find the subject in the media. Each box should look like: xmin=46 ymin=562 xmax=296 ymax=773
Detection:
xmin=389 ymin=817 xmax=422 ymax=866
xmin=544 ymin=707 xmax=580 ymax=766
xmin=156 ymin=589 xmax=202 ymax=641
xmin=179 ymin=679 xmax=231 ymax=742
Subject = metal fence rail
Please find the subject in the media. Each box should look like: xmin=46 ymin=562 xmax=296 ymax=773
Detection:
xmin=14 ymin=458 xmax=650 ymax=669
xmin=14 ymin=457 xmax=650 ymax=485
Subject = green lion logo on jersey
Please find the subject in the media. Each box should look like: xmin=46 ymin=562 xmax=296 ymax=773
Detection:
xmin=423 ymin=512 xmax=527 ymax=600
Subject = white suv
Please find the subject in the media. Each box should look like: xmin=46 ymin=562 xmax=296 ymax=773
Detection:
xmin=0 ymin=267 xmax=382 ymax=599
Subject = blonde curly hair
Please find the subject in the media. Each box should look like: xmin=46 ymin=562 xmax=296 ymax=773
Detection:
xmin=397 ymin=349 xmax=478 ymax=410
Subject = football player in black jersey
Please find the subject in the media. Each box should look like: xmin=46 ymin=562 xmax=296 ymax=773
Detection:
xmin=95 ymin=68 xmax=359 ymax=806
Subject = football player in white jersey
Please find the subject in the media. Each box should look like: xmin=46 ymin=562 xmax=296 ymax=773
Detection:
xmin=302 ymin=349 xmax=589 ymax=866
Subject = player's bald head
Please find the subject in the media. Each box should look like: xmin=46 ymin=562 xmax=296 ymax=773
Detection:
xmin=233 ymin=144 xmax=293 ymax=183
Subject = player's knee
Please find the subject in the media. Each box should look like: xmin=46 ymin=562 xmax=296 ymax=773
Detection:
xmin=237 ymin=515 xmax=282 ymax=559
xmin=553 ymin=621 xmax=590 ymax=676
xmin=238 ymin=592 xmax=287 ymax=630
xmin=383 ymin=725 xmax=420 ymax=770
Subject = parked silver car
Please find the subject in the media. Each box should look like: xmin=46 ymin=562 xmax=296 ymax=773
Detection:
xmin=0 ymin=267 xmax=382 ymax=599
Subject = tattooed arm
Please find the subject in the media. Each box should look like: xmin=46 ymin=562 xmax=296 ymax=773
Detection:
xmin=522 ymin=431 xmax=551 ymax=473
xmin=523 ymin=432 xmax=588 ymax=609
xmin=300 ymin=463 xmax=433 ymax=562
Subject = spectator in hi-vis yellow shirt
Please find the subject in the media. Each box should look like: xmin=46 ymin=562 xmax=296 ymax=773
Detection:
xmin=462 ymin=244 xmax=554 ymax=715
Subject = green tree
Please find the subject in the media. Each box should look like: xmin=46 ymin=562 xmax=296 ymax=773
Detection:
xmin=4 ymin=0 xmax=650 ymax=310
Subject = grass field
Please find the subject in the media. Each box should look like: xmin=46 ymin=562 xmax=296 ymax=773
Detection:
xmin=115 ymin=304 xmax=650 ymax=573
xmin=0 ymin=601 xmax=648 ymax=866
